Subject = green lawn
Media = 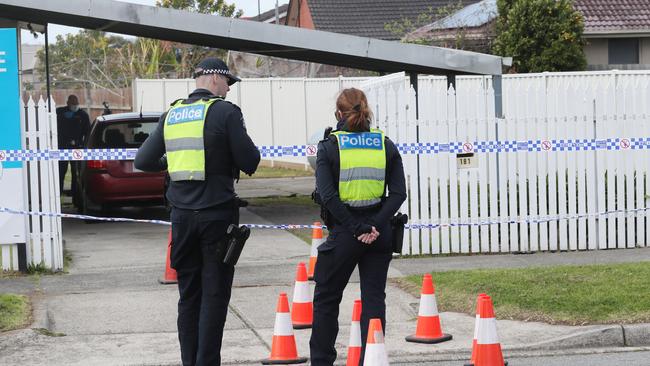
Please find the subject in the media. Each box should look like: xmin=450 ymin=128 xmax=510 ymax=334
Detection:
xmin=242 ymin=166 xmax=314 ymax=179
xmin=402 ymin=262 xmax=650 ymax=325
xmin=0 ymin=294 xmax=31 ymax=332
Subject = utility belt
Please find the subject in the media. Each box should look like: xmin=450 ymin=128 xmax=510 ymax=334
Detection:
xmin=182 ymin=197 xmax=250 ymax=267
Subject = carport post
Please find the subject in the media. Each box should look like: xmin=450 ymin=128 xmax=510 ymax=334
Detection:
xmin=409 ymin=72 xmax=421 ymax=249
xmin=493 ymin=74 xmax=503 ymax=205
xmin=493 ymin=75 xmax=503 ymax=118
xmin=44 ymin=23 xmax=51 ymax=112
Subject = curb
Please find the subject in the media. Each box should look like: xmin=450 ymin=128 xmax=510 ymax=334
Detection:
xmin=622 ymin=323 xmax=650 ymax=347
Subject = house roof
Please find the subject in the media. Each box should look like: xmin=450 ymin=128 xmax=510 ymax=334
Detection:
xmin=573 ymin=0 xmax=650 ymax=34
xmin=0 ymin=0 xmax=505 ymax=75
xmin=245 ymin=3 xmax=289 ymax=23
xmin=407 ymin=0 xmax=496 ymax=40
xmin=408 ymin=0 xmax=650 ymax=39
xmin=306 ymin=0 xmax=481 ymax=41
xmin=429 ymin=0 xmax=496 ymax=29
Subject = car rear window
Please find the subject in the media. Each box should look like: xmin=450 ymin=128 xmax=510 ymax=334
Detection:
xmin=91 ymin=120 xmax=158 ymax=148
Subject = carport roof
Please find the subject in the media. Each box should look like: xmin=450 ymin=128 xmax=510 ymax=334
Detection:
xmin=0 ymin=0 xmax=504 ymax=75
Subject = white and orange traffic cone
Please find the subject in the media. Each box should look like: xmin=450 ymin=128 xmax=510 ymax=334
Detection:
xmin=262 ymin=293 xmax=308 ymax=364
xmin=467 ymin=295 xmax=507 ymax=366
xmin=159 ymin=230 xmax=177 ymax=284
xmin=346 ymin=299 xmax=362 ymax=366
xmin=465 ymin=293 xmax=488 ymax=366
xmin=405 ymin=274 xmax=452 ymax=344
xmin=363 ymin=318 xmax=389 ymax=366
xmin=291 ymin=262 xmax=313 ymax=329
xmin=307 ymin=222 xmax=324 ymax=280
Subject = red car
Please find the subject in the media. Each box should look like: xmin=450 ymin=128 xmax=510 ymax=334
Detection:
xmin=73 ymin=112 xmax=166 ymax=214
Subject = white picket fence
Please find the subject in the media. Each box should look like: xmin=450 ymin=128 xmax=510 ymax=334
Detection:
xmin=363 ymin=71 xmax=650 ymax=255
xmin=21 ymin=96 xmax=63 ymax=270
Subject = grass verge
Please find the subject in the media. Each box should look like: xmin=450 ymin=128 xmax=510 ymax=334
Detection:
xmin=0 ymin=294 xmax=31 ymax=332
xmin=400 ymin=262 xmax=650 ymax=325
xmin=242 ymin=166 xmax=313 ymax=179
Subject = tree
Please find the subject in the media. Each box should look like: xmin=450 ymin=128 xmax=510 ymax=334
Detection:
xmin=156 ymin=0 xmax=242 ymax=17
xmin=492 ymin=0 xmax=587 ymax=73
xmin=156 ymin=0 xmax=242 ymax=77
xmin=36 ymin=30 xmax=178 ymax=90
xmin=34 ymin=0 xmax=242 ymax=90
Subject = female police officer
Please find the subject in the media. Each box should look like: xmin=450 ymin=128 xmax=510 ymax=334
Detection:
xmin=310 ymin=88 xmax=406 ymax=365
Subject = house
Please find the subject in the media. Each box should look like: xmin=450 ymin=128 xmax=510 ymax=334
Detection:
xmin=243 ymin=3 xmax=289 ymax=24
xmin=230 ymin=1 xmax=483 ymax=77
xmin=403 ymin=0 xmax=496 ymax=53
xmin=405 ymin=0 xmax=650 ymax=70
xmin=574 ymin=0 xmax=650 ymax=70
xmin=285 ymin=0 xmax=480 ymax=40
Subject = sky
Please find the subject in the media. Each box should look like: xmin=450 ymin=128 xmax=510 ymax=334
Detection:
xmin=23 ymin=0 xmax=282 ymax=44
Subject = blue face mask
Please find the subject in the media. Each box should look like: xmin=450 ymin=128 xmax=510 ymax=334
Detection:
xmin=69 ymin=105 xmax=79 ymax=113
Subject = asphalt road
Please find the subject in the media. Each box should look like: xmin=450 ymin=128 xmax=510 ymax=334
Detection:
xmin=392 ymin=349 xmax=650 ymax=366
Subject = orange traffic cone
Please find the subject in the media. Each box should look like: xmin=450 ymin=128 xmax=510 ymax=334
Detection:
xmin=405 ymin=274 xmax=452 ymax=344
xmin=467 ymin=295 xmax=507 ymax=366
xmin=465 ymin=294 xmax=488 ymax=366
xmin=159 ymin=230 xmax=177 ymax=284
xmin=346 ymin=299 xmax=363 ymax=366
xmin=291 ymin=262 xmax=313 ymax=329
xmin=363 ymin=318 xmax=389 ymax=366
xmin=261 ymin=293 xmax=308 ymax=364
xmin=308 ymin=222 xmax=324 ymax=280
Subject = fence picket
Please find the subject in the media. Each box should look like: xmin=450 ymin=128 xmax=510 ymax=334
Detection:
xmin=623 ymin=81 xmax=636 ymax=248
xmin=566 ymin=86 xmax=579 ymax=251
xmin=525 ymin=84 xmax=539 ymax=252
xmin=576 ymin=86 xmax=589 ymax=250
xmin=633 ymin=82 xmax=645 ymax=247
xmin=25 ymin=96 xmax=43 ymax=266
xmin=476 ymin=84 xmax=490 ymax=253
xmin=535 ymin=82 xmax=549 ymax=251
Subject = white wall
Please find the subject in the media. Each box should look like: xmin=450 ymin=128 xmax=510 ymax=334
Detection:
xmin=133 ymin=77 xmax=367 ymax=166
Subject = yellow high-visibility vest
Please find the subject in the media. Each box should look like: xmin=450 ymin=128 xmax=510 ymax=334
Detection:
xmin=163 ymin=97 xmax=220 ymax=181
xmin=331 ymin=129 xmax=386 ymax=207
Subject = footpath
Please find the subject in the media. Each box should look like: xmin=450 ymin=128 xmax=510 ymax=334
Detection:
xmin=1 ymin=177 xmax=650 ymax=365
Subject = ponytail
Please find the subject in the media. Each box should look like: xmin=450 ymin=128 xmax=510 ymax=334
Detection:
xmin=336 ymin=88 xmax=373 ymax=132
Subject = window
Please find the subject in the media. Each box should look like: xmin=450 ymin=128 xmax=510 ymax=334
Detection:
xmin=92 ymin=120 xmax=158 ymax=148
xmin=608 ymin=38 xmax=639 ymax=64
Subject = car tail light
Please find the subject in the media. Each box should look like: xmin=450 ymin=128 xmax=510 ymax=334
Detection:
xmin=87 ymin=160 xmax=106 ymax=170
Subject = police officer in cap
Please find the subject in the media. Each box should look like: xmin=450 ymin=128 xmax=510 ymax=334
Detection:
xmin=135 ymin=57 xmax=260 ymax=366
xmin=310 ymin=88 xmax=406 ymax=365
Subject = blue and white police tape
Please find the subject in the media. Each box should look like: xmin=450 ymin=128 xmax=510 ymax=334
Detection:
xmin=0 ymin=137 xmax=647 ymax=162
xmin=2 ymin=206 xmax=649 ymax=230
xmin=0 ymin=207 xmax=322 ymax=230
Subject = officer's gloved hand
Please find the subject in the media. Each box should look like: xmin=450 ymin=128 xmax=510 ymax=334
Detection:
xmin=354 ymin=223 xmax=373 ymax=237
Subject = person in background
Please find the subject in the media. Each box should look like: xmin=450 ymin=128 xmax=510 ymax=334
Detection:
xmin=56 ymin=94 xmax=90 ymax=196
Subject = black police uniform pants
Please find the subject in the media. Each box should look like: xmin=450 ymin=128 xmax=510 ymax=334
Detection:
xmin=309 ymin=222 xmax=393 ymax=366
xmin=171 ymin=208 xmax=234 ymax=366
